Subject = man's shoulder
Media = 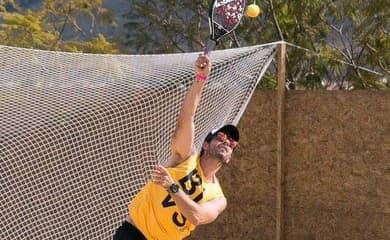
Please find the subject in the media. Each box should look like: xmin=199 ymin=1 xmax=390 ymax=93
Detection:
xmin=174 ymin=153 xmax=200 ymax=168
xmin=164 ymin=149 xmax=198 ymax=168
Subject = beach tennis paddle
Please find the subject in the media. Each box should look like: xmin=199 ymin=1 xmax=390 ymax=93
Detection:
xmin=204 ymin=0 xmax=246 ymax=55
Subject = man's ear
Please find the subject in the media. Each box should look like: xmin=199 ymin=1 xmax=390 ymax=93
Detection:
xmin=202 ymin=141 xmax=210 ymax=151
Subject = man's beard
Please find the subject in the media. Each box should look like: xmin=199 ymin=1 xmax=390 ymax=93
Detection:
xmin=207 ymin=146 xmax=230 ymax=164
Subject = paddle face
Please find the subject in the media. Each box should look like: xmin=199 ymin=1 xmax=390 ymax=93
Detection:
xmin=208 ymin=0 xmax=245 ymax=42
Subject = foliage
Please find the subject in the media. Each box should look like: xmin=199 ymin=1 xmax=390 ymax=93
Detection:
xmin=0 ymin=0 xmax=119 ymax=53
xmin=123 ymin=0 xmax=389 ymax=89
xmin=124 ymin=0 xmax=210 ymax=53
xmin=1 ymin=0 xmax=388 ymax=88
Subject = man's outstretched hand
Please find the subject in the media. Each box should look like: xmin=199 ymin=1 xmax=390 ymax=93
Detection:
xmin=195 ymin=54 xmax=211 ymax=77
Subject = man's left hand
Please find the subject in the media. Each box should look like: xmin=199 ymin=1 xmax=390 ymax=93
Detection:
xmin=151 ymin=164 xmax=175 ymax=190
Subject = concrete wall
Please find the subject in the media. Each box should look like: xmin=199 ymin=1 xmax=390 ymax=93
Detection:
xmin=188 ymin=90 xmax=390 ymax=240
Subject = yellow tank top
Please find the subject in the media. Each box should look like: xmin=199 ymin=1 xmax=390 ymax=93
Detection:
xmin=128 ymin=154 xmax=225 ymax=240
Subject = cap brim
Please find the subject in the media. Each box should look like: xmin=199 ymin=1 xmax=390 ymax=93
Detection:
xmin=216 ymin=124 xmax=239 ymax=142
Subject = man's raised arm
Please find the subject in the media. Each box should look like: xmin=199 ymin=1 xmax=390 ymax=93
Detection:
xmin=165 ymin=54 xmax=211 ymax=167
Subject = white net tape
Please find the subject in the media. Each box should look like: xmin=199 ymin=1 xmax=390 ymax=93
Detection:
xmin=0 ymin=43 xmax=277 ymax=239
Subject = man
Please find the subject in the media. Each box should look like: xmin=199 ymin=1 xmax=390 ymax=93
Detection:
xmin=113 ymin=54 xmax=239 ymax=240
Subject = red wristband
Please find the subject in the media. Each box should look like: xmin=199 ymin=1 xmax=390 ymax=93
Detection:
xmin=195 ymin=73 xmax=209 ymax=81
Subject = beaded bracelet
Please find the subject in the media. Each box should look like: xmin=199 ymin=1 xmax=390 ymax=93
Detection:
xmin=195 ymin=73 xmax=209 ymax=81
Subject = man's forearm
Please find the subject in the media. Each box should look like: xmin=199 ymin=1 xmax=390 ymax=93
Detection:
xmin=174 ymin=54 xmax=211 ymax=131
xmin=151 ymin=165 xmax=223 ymax=225
xmin=178 ymin=80 xmax=206 ymax=123
xmin=169 ymin=188 xmax=208 ymax=226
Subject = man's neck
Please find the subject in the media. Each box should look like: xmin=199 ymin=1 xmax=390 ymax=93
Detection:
xmin=199 ymin=155 xmax=223 ymax=182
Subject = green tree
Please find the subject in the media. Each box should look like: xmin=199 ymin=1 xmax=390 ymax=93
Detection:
xmin=0 ymin=0 xmax=119 ymax=53
xmin=124 ymin=0 xmax=210 ymax=53
xmin=123 ymin=0 xmax=389 ymax=89
xmin=262 ymin=0 xmax=389 ymax=89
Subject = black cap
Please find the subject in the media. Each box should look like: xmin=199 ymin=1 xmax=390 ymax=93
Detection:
xmin=205 ymin=124 xmax=240 ymax=143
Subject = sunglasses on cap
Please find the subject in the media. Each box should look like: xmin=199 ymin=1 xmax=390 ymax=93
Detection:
xmin=214 ymin=132 xmax=238 ymax=149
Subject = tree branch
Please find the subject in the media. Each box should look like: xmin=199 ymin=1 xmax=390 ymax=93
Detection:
xmin=268 ymin=0 xmax=284 ymax=41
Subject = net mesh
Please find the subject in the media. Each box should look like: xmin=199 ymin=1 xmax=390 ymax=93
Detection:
xmin=0 ymin=43 xmax=277 ymax=239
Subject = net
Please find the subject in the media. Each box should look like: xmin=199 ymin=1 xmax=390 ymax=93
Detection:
xmin=0 ymin=43 xmax=277 ymax=239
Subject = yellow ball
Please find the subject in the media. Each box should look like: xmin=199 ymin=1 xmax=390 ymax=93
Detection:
xmin=246 ymin=4 xmax=261 ymax=18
